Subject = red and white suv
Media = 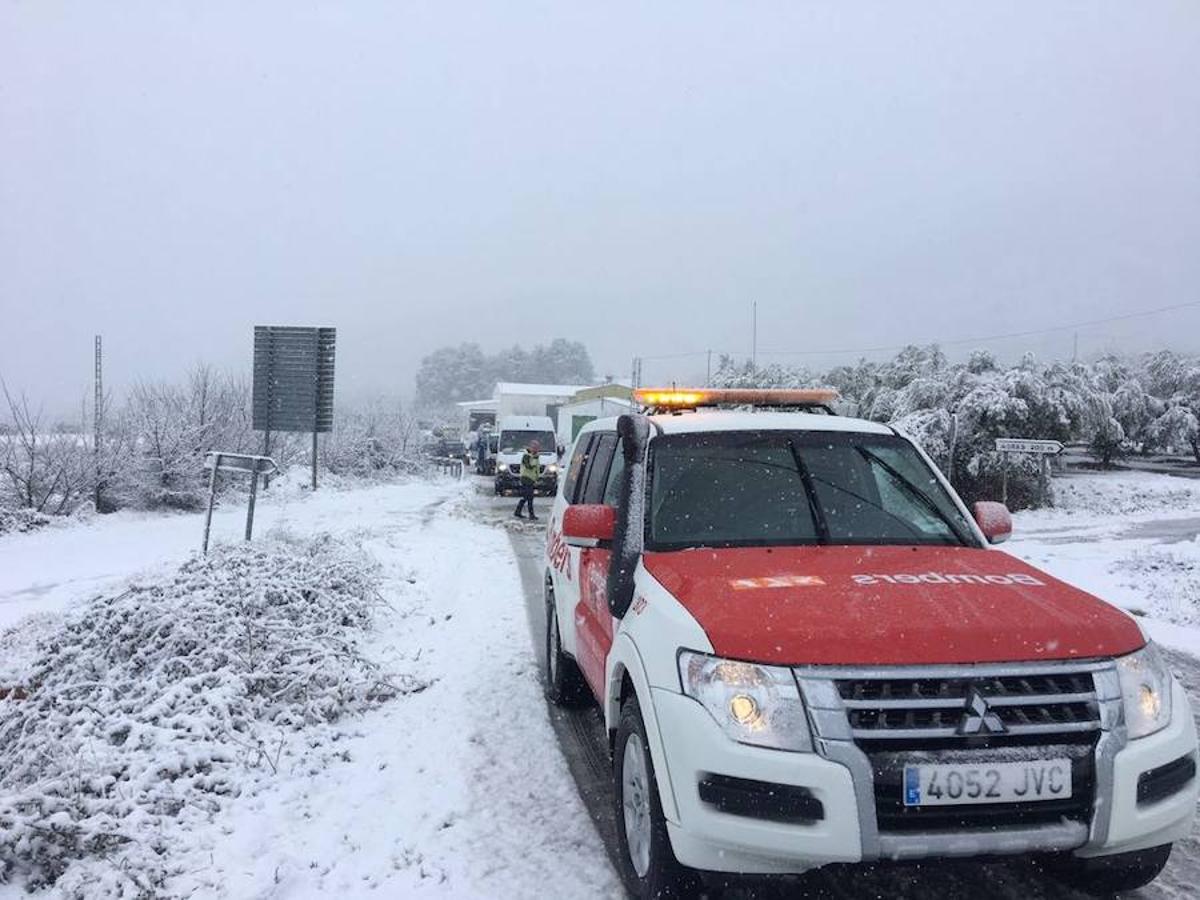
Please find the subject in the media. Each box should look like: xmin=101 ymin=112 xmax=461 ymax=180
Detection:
xmin=543 ymin=388 xmax=1197 ymax=898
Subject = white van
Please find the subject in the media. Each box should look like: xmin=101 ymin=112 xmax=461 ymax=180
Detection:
xmin=494 ymin=415 xmax=559 ymax=496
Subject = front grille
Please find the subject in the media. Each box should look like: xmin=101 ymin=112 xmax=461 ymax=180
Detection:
xmin=838 ymin=671 xmax=1101 ymax=747
xmin=823 ymin=668 xmax=1103 ymax=836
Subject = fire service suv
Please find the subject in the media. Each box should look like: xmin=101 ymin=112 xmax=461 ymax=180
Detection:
xmin=542 ymin=388 xmax=1197 ymax=898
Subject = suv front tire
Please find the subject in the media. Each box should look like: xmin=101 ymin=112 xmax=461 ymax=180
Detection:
xmin=613 ymin=694 xmax=697 ymax=899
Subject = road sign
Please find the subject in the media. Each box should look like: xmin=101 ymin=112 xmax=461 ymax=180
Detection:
xmin=252 ymin=326 xmax=336 ymax=434
xmin=204 ymin=453 xmax=278 ymax=475
xmin=995 ymin=438 xmax=1064 ymax=455
xmin=252 ymin=325 xmax=336 ymax=490
xmin=202 ymin=451 xmax=279 ymax=554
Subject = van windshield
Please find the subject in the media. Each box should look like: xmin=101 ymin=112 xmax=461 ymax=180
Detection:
xmin=500 ymin=430 xmax=556 ymax=454
xmin=647 ymin=431 xmax=975 ymax=550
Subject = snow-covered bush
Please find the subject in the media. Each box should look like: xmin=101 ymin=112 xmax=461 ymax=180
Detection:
xmin=0 ymin=385 xmax=93 ymax=516
xmin=323 ymin=400 xmax=426 ymax=479
xmin=117 ymin=367 xmax=257 ymax=511
xmin=0 ymin=507 xmax=51 ymax=536
xmin=0 ymin=534 xmax=409 ymax=895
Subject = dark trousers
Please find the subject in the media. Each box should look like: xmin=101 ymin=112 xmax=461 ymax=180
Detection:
xmin=515 ymin=481 xmax=536 ymax=517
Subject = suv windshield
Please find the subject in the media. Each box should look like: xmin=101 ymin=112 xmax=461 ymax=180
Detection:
xmin=647 ymin=431 xmax=975 ymax=550
xmin=500 ymin=430 xmax=556 ymax=454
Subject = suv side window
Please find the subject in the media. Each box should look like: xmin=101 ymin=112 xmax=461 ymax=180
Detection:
xmin=562 ymin=434 xmax=595 ymax=504
xmin=602 ymin=442 xmax=626 ymax=507
xmin=580 ymin=434 xmax=617 ymax=505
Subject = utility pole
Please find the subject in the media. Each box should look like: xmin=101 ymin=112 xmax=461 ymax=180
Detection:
xmin=93 ymin=335 xmax=103 ymax=512
xmin=752 ymin=302 xmax=758 ymax=368
xmin=631 ymin=356 xmax=642 ymax=390
xmin=1072 ymin=332 xmax=1079 ymax=363
xmin=706 ymin=349 xmax=712 ymax=386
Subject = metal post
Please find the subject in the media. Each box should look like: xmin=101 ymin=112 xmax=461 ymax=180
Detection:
xmin=203 ymin=453 xmax=221 ymax=555
xmin=262 ymin=428 xmax=272 ymax=489
xmin=1001 ymin=452 xmax=1009 ymax=506
xmin=752 ymin=301 xmax=757 ymax=368
xmin=245 ymin=471 xmax=259 ymax=540
xmin=93 ymin=335 xmax=103 ymax=511
xmin=947 ymin=411 xmax=958 ymax=488
xmin=311 ymin=430 xmax=318 ymax=490
xmin=706 ymin=349 xmax=712 ymax=386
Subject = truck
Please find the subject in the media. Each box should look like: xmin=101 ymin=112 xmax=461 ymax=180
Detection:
xmin=543 ymin=387 xmax=1197 ymax=898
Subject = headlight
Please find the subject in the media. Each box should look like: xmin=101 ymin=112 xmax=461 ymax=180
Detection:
xmin=677 ymin=650 xmax=812 ymax=751
xmin=546 ymin=463 xmax=558 ymax=474
xmin=1117 ymin=642 xmax=1173 ymax=740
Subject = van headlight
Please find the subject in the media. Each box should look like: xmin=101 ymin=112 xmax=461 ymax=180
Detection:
xmin=1117 ymin=643 xmax=1173 ymax=740
xmin=677 ymin=651 xmax=812 ymax=751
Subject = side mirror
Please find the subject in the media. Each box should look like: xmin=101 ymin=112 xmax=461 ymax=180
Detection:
xmin=563 ymin=504 xmax=616 ymax=548
xmin=972 ymin=501 xmax=1013 ymax=544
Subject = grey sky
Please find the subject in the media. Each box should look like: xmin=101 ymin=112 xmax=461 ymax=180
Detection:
xmin=2 ymin=1 xmax=1198 ymax=414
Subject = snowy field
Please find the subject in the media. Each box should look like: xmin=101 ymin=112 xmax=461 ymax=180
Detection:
xmin=3 ymin=467 xmax=1200 ymax=898
xmin=1009 ymin=470 xmax=1200 ymax=655
xmin=0 ymin=476 xmax=617 ymax=898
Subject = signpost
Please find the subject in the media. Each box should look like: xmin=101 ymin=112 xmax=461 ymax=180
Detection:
xmin=202 ymin=452 xmax=279 ymax=554
xmin=252 ymin=326 xmax=336 ymax=490
xmin=995 ymin=438 xmax=1064 ymax=506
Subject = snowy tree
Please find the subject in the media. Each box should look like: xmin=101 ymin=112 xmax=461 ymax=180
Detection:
xmin=415 ymin=343 xmax=492 ymax=405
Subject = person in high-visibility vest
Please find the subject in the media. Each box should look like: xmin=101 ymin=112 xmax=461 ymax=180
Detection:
xmin=514 ymin=440 xmax=543 ymax=520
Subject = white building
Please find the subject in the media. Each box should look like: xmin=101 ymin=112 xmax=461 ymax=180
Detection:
xmin=492 ymin=382 xmax=590 ymax=421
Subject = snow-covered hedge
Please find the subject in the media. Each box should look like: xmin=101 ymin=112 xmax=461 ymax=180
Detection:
xmin=0 ymin=535 xmax=410 ymax=896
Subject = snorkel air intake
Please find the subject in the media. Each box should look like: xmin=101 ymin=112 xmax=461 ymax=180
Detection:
xmin=607 ymin=414 xmax=651 ymax=619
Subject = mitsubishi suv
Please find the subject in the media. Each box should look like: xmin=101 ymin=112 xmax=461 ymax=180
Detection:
xmin=542 ymin=388 xmax=1198 ymax=898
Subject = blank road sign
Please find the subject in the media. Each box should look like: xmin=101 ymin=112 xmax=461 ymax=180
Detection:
xmin=252 ymin=326 xmax=336 ymax=433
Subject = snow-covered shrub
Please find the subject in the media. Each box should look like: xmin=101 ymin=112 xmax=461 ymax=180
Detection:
xmin=323 ymin=400 xmax=425 ymax=479
xmin=0 ymin=507 xmax=51 ymax=535
xmin=118 ymin=368 xmax=257 ymax=511
xmin=0 ymin=534 xmax=408 ymax=895
xmin=0 ymin=386 xmax=93 ymax=515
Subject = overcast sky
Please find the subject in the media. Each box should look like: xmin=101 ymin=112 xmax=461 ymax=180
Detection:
xmin=2 ymin=1 xmax=1198 ymax=414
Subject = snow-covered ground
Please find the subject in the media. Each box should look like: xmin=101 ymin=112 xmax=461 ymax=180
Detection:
xmin=1009 ymin=470 xmax=1200 ymax=656
xmin=0 ymin=476 xmax=617 ymax=898
xmin=4 ymin=466 xmax=1200 ymax=898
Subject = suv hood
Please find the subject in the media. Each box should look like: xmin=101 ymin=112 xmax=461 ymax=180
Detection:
xmin=642 ymin=545 xmax=1143 ymax=666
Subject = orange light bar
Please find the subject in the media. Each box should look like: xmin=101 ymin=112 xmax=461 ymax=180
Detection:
xmin=634 ymin=388 xmax=839 ymax=409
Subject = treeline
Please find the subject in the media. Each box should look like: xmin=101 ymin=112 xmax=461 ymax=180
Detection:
xmin=713 ymin=347 xmax=1200 ymax=508
xmin=414 ymin=338 xmax=595 ymax=406
xmin=0 ymin=366 xmax=424 ymax=521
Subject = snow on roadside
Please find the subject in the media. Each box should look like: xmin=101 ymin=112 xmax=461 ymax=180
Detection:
xmin=170 ymin=492 xmax=618 ymax=899
xmin=0 ymin=535 xmax=399 ymax=896
xmin=1009 ymin=469 xmax=1200 ymax=657
xmin=1022 ymin=469 xmax=1200 ymax=525
xmin=0 ymin=477 xmax=617 ymax=899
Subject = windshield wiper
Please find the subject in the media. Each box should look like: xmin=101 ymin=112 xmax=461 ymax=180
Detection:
xmin=856 ymin=447 xmax=970 ymax=546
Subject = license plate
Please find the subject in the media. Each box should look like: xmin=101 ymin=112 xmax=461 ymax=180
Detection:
xmin=903 ymin=759 xmax=1072 ymax=807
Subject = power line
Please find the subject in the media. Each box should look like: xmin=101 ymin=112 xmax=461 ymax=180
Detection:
xmin=634 ymin=298 xmax=1200 ymax=368
xmin=755 ymin=299 xmax=1200 ymax=358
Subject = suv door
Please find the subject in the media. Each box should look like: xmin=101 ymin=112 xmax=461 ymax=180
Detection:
xmin=547 ymin=432 xmax=596 ymax=655
xmin=574 ymin=433 xmax=619 ymax=698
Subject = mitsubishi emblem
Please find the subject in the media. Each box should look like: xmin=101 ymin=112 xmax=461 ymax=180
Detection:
xmin=958 ymin=689 xmax=1006 ymax=735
